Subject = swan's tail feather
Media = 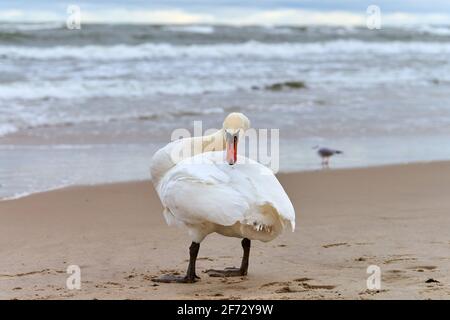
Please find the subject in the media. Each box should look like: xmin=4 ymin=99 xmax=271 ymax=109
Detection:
xmin=162 ymin=208 xmax=184 ymax=227
xmin=251 ymin=222 xmax=274 ymax=233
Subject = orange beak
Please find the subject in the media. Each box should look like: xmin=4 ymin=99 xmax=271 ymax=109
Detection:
xmin=226 ymin=135 xmax=238 ymax=165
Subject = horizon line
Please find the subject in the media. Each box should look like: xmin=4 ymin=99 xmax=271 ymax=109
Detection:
xmin=1 ymin=8 xmax=450 ymax=26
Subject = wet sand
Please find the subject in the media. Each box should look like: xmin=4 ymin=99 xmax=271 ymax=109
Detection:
xmin=1 ymin=162 xmax=449 ymax=299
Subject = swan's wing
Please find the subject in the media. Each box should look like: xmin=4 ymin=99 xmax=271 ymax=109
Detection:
xmin=158 ymin=155 xmax=250 ymax=226
xmin=231 ymin=159 xmax=296 ymax=230
xmin=159 ymin=152 xmax=295 ymax=231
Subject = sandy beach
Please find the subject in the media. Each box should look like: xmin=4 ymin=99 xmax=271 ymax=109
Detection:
xmin=1 ymin=161 xmax=449 ymax=300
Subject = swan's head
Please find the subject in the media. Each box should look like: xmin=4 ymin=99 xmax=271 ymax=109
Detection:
xmin=222 ymin=113 xmax=250 ymax=165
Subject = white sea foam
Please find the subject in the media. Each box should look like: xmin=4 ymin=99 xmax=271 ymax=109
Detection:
xmin=0 ymin=183 xmax=72 ymax=201
xmin=0 ymin=103 xmax=226 ymax=134
xmin=0 ymin=79 xmax=238 ymax=100
xmin=0 ymin=123 xmax=18 ymax=136
xmin=0 ymin=192 xmax=33 ymax=201
xmin=417 ymin=25 xmax=450 ymax=36
xmin=163 ymin=25 xmax=215 ymax=34
xmin=2 ymin=40 xmax=450 ymax=61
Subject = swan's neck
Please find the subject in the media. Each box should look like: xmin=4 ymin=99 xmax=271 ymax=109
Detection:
xmin=150 ymin=129 xmax=225 ymax=186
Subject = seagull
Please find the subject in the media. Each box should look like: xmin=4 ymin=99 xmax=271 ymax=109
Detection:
xmin=149 ymin=113 xmax=296 ymax=283
xmin=313 ymin=146 xmax=343 ymax=167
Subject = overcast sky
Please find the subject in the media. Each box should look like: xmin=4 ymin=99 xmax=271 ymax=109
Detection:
xmin=1 ymin=0 xmax=449 ymax=25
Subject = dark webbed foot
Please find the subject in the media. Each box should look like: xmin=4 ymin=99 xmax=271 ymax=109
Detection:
xmin=153 ymin=242 xmax=201 ymax=284
xmin=206 ymin=238 xmax=251 ymax=278
xmin=205 ymin=267 xmax=246 ymax=277
xmin=152 ymin=274 xmax=199 ymax=283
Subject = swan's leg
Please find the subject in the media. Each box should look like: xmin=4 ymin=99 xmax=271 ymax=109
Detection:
xmin=206 ymin=238 xmax=251 ymax=277
xmin=187 ymin=242 xmax=201 ymax=280
xmin=152 ymin=242 xmax=200 ymax=283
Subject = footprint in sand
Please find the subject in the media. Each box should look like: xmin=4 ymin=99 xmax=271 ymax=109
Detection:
xmin=354 ymin=257 xmax=367 ymax=262
xmin=295 ymin=278 xmax=336 ymax=290
xmin=293 ymin=277 xmax=313 ymax=282
xmin=384 ymin=255 xmax=417 ymax=264
xmin=408 ymin=265 xmax=437 ymax=272
xmin=260 ymin=281 xmax=302 ymax=294
xmin=209 ymin=293 xmax=224 ymax=297
xmin=383 ymin=269 xmax=409 ymax=282
xmin=262 ymin=278 xmax=336 ymax=294
xmin=274 ymin=286 xmax=300 ymax=293
xmin=322 ymin=243 xmax=349 ymax=249
xmin=0 ymin=269 xmax=64 ymax=279
xmin=359 ymin=289 xmax=388 ymax=296
xmin=104 ymin=281 xmax=123 ymax=287
xmin=260 ymin=281 xmax=290 ymax=288
xmin=354 ymin=255 xmax=378 ymax=263
xmin=184 ymin=257 xmax=214 ymax=262
xmin=299 ymin=283 xmax=336 ymax=290
xmin=147 ymin=269 xmax=181 ymax=281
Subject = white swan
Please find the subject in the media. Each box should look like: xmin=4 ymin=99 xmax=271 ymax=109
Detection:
xmin=150 ymin=113 xmax=296 ymax=283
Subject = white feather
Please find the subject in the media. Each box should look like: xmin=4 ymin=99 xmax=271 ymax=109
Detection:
xmin=154 ymin=151 xmax=296 ymax=243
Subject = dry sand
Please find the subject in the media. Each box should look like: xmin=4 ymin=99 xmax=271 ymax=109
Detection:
xmin=1 ymin=162 xmax=449 ymax=300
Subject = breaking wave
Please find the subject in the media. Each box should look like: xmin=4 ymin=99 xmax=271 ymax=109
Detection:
xmin=2 ymin=40 xmax=450 ymax=61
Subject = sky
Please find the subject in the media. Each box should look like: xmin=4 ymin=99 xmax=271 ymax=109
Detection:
xmin=0 ymin=0 xmax=449 ymax=25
